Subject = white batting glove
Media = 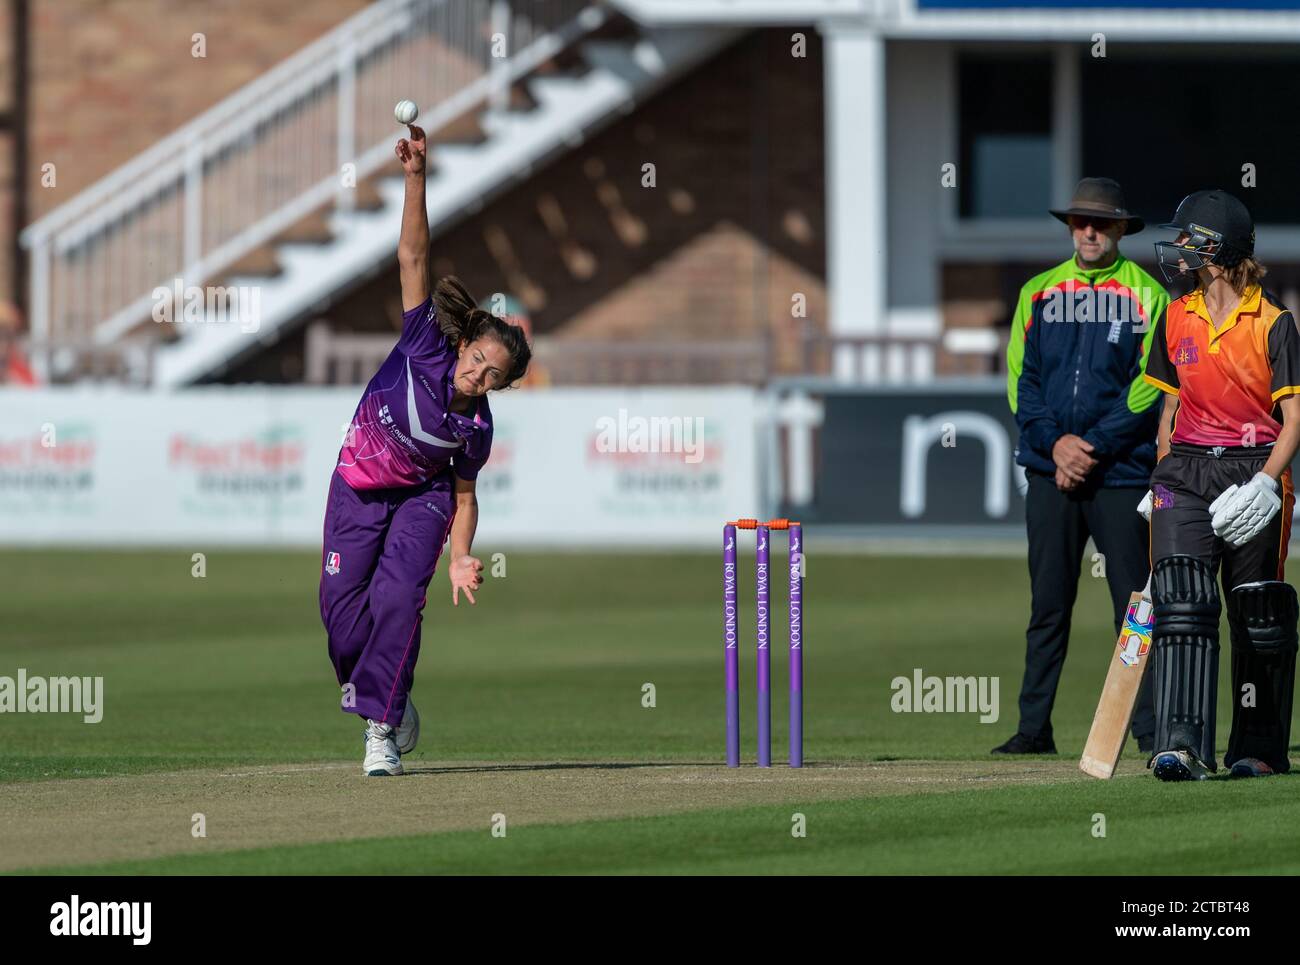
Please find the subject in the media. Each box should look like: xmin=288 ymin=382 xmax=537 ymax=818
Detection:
xmin=1208 ymin=483 xmax=1238 ymax=516
xmin=1210 ymin=472 xmax=1281 ymax=546
xmin=1137 ymin=489 xmax=1153 ymax=521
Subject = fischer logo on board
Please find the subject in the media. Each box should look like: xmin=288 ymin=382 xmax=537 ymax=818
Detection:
xmin=0 ymin=424 xmax=95 ymax=495
xmin=168 ymin=424 xmax=305 ymax=496
xmin=586 ymin=411 xmax=725 ymax=497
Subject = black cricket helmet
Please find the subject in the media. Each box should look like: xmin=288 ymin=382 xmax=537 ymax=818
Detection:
xmin=1154 ymin=189 xmax=1255 ymax=283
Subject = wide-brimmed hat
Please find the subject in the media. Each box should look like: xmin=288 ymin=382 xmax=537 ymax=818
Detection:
xmin=1049 ymin=177 xmax=1144 ymax=235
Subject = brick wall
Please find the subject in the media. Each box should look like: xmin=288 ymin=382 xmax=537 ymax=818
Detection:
xmin=227 ymin=27 xmax=828 ymax=382
xmin=2 ymin=0 xmax=368 ymax=308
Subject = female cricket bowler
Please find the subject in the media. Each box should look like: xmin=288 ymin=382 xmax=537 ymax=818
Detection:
xmin=1141 ymin=189 xmax=1300 ymax=781
xmin=319 ymin=124 xmax=531 ymax=776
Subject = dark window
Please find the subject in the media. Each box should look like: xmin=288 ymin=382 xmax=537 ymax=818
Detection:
xmin=1080 ymin=52 xmax=1300 ymax=225
xmin=958 ymin=55 xmax=1053 ymax=218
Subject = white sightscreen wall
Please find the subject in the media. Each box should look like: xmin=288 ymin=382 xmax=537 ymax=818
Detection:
xmin=0 ymin=386 xmax=760 ymax=548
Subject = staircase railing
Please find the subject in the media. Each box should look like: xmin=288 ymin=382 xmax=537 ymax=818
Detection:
xmin=20 ymin=0 xmax=606 ymax=353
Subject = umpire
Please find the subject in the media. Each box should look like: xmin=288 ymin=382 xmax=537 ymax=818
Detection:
xmin=996 ymin=178 xmax=1169 ymax=755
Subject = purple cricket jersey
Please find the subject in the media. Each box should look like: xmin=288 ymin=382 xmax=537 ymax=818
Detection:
xmin=336 ymin=297 xmax=493 ymax=490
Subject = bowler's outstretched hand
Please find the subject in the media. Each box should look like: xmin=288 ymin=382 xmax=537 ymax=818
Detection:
xmin=395 ymin=125 xmax=427 ymax=176
xmin=450 ymin=554 xmax=484 ymax=605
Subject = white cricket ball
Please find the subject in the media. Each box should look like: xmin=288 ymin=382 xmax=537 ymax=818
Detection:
xmin=394 ymin=100 xmax=419 ymax=125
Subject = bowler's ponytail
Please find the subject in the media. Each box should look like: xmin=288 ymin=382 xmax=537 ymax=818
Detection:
xmin=433 ymin=276 xmax=477 ymax=342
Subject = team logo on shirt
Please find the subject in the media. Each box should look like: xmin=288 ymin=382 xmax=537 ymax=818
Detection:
xmin=325 ymin=551 xmax=341 ymax=575
xmin=1174 ymin=337 xmax=1199 ymax=366
xmin=378 ymin=405 xmax=394 ymax=426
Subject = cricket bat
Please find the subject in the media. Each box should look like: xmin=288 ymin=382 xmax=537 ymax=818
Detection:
xmin=1079 ymin=574 xmax=1155 ymax=779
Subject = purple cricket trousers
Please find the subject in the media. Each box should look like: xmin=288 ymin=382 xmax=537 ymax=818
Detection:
xmin=319 ymin=468 xmax=455 ymax=725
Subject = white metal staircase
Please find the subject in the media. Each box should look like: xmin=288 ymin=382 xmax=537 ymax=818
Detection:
xmin=19 ymin=0 xmax=737 ymax=387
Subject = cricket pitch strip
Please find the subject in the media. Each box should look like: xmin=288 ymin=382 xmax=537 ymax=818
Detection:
xmin=0 ymin=759 xmax=1093 ymax=872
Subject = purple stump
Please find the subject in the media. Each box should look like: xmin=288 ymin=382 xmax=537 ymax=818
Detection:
xmin=789 ymin=524 xmax=803 ymax=767
xmin=723 ymin=524 xmax=739 ymax=767
xmin=756 ymin=524 xmax=771 ymax=767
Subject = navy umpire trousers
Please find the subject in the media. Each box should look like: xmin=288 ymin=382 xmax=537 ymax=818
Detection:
xmin=1018 ymin=470 xmax=1156 ymax=743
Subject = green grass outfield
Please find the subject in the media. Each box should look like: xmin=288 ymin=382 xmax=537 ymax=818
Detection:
xmin=2 ymin=548 xmax=1296 ymax=874
xmin=22 ymin=780 xmax=1300 ymax=876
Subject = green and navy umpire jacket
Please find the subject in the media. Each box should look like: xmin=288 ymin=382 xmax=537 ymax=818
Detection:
xmin=1006 ymin=255 xmax=1169 ymax=487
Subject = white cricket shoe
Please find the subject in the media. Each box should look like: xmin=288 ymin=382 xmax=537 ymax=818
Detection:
xmin=363 ymin=719 xmax=403 ymax=777
xmin=395 ymin=698 xmax=420 ymax=756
